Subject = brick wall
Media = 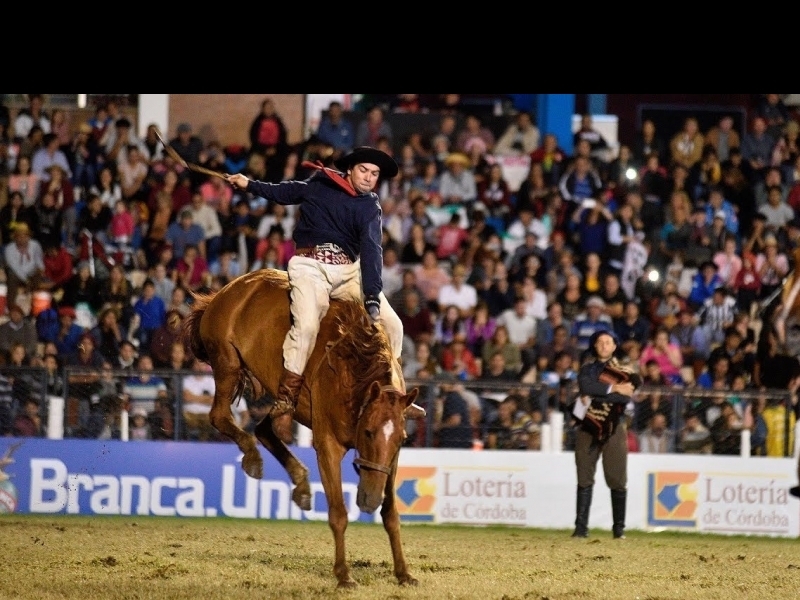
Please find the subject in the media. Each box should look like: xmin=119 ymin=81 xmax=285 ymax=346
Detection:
xmin=167 ymin=94 xmax=305 ymax=147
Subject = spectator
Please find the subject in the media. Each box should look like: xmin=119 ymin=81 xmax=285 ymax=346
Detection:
xmin=710 ymin=401 xmax=742 ymax=455
xmin=755 ymin=234 xmax=789 ymax=301
xmin=8 ymin=156 xmax=41 ymax=207
xmin=438 ymin=152 xmax=477 ymax=206
xmin=762 ymin=383 xmax=797 ymax=457
xmin=704 ymin=115 xmax=741 ymax=163
xmin=753 ymin=327 xmax=800 ymax=390
xmin=698 ymin=286 xmax=738 ymax=347
xmin=535 ymin=349 xmax=578 ymax=414
xmin=558 ymin=155 xmax=604 ymax=206
xmin=12 ymin=398 xmax=43 ymax=438
xmin=638 ymin=412 xmax=675 ymax=453
xmin=639 ymin=327 xmax=683 ymax=385
xmin=248 ymin=98 xmax=289 ymax=160
xmin=432 ymin=304 xmax=466 ymax=349
xmin=670 ymin=308 xmax=711 ymax=380
xmin=118 ymin=144 xmax=150 ymax=203
xmin=63 ymin=331 xmax=105 ymax=436
xmin=129 ymin=406 xmax=152 ymax=441
xmin=741 ymin=116 xmax=775 ymax=182
xmin=62 ymin=260 xmax=103 ymax=317
xmin=435 ymin=380 xmax=475 ymax=449
xmin=530 ymin=132 xmax=568 ymax=188
xmin=463 ymin=301 xmax=495 ymax=358
xmin=760 ymin=184 xmax=795 ymax=235
xmin=413 ymin=249 xmax=451 ymax=312
xmin=494 ymin=111 xmax=539 ymax=156
xmin=574 ymin=114 xmax=610 ymax=162
xmin=315 ymin=100 xmax=354 ymax=160
xmin=151 ymin=303 xmax=185 ymax=364
xmin=697 ymin=355 xmax=732 ymax=391
xmin=90 ymin=165 xmax=123 ymax=209
xmin=182 ymin=357 xmax=216 ymax=441
xmin=54 ymin=305 xmax=85 ymax=355
xmin=122 ymin=353 xmax=168 ymax=416
xmin=756 ymin=94 xmax=791 ymax=141
xmin=13 ymin=94 xmax=50 ymax=141
xmin=188 ymin=190 xmax=224 ymax=264
xmin=3 ymin=222 xmax=44 ymax=308
xmin=355 ymin=105 xmax=393 ymax=149
xmin=687 ymin=260 xmax=724 ymax=310
xmin=678 ymin=410 xmax=712 ymax=454
xmin=496 ymin=296 xmax=538 ymax=370
xmin=437 ymin=263 xmax=478 ymax=319
xmin=102 ymin=201 xmax=133 ymax=264
xmin=614 ymin=300 xmax=650 ymax=350
xmin=0 ymin=303 xmax=38 ymax=359
xmin=133 ymin=279 xmax=167 ymax=353
xmin=454 ymin=114 xmax=495 ymax=157
xmin=669 ymin=116 xmax=704 ymax=171
xmin=90 ymin=306 xmax=126 ymax=364
xmin=481 ymin=324 xmax=523 ymax=377
xmin=754 ymin=167 xmax=790 ymax=211
xmin=571 ymin=295 xmax=614 ymax=356
xmin=486 ymin=394 xmax=538 ymax=450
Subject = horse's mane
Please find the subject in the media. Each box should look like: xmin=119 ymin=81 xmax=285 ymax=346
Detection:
xmin=331 ymin=302 xmax=394 ymax=400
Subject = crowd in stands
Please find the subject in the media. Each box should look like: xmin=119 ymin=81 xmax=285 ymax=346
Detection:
xmin=0 ymin=94 xmax=798 ymax=456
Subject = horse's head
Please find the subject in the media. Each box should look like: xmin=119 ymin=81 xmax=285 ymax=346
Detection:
xmin=353 ymin=381 xmax=420 ymax=513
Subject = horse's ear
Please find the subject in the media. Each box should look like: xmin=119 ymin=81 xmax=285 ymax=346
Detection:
xmin=403 ymin=388 xmax=425 ymax=419
xmin=367 ymin=380 xmax=382 ymax=403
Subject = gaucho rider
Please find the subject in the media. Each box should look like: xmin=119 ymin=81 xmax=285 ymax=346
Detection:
xmin=226 ymin=147 xmax=405 ymax=443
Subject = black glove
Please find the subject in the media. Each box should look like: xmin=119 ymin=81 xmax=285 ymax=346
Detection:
xmin=365 ymin=296 xmax=380 ymax=321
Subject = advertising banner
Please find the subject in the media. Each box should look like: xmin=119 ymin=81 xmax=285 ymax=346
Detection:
xmin=1 ymin=439 xmax=798 ymax=538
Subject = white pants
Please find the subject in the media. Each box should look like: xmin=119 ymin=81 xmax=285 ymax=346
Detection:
xmin=283 ymin=255 xmax=403 ymax=375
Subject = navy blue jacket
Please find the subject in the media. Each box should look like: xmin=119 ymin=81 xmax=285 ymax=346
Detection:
xmin=246 ymin=172 xmax=383 ymax=298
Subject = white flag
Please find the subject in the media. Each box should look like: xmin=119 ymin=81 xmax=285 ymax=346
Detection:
xmin=621 ymin=239 xmax=648 ymax=300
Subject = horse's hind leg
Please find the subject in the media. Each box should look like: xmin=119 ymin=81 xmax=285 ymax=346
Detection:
xmin=381 ymin=459 xmax=417 ymax=586
xmin=253 ymin=418 xmax=311 ymax=510
xmin=208 ymin=363 xmax=262 ymax=479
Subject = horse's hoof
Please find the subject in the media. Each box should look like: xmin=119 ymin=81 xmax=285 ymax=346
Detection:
xmin=337 ymin=579 xmax=357 ymax=589
xmin=398 ymin=575 xmax=419 ymax=586
xmin=241 ymin=456 xmax=263 ymax=480
xmin=292 ymin=491 xmax=311 ymax=511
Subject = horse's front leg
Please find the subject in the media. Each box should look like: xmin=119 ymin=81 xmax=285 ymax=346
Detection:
xmin=381 ymin=457 xmax=418 ymax=586
xmin=253 ymin=417 xmax=311 ymax=510
xmin=315 ymin=442 xmax=354 ymax=588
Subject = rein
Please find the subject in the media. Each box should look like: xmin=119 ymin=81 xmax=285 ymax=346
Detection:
xmin=307 ymin=331 xmax=403 ymax=478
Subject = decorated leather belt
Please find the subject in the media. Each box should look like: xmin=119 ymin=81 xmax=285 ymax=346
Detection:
xmin=295 ymin=243 xmax=353 ymax=265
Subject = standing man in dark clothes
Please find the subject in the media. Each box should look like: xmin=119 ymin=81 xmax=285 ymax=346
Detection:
xmin=572 ymin=331 xmax=639 ymax=539
xmin=227 ymin=147 xmax=406 ymax=443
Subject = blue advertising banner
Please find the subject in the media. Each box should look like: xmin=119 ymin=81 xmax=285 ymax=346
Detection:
xmin=0 ymin=438 xmax=374 ymax=523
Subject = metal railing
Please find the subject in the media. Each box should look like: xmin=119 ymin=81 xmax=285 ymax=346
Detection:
xmin=1 ymin=366 xmax=796 ymax=457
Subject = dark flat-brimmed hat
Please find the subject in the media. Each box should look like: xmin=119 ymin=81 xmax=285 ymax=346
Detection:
xmin=335 ymin=147 xmax=398 ymax=178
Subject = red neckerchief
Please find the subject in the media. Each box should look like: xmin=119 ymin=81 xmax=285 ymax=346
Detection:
xmin=301 ymin=160 xmax=357 ymax=196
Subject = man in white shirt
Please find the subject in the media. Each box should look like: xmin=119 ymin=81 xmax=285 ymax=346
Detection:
xmin=182 ymin=357 xmax=216 ymax=441
xmin=437 ymin=263 xmax=478 ymax=318
xmin=497 ymin=296 xmax=537 ymax=368
xmin=3 ymin=222 xmax=44 ymax=307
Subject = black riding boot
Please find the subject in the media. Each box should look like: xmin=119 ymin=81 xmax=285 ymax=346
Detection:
xmin=571 ymin=485 xmax=593 ymax=538
xmin=611 ymin=488 xmax=627 ymax=539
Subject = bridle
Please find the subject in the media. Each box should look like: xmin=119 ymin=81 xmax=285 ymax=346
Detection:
xmin=352 ymin=385 xmax=405 ymax=476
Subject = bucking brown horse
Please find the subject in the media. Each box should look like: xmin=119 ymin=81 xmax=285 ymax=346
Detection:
xmin=182 ymin=269 xmax=421 ymax=588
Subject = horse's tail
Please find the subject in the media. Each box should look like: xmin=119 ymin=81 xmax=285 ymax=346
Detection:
xmin=183 ymin=291 xmax=216 ymax=363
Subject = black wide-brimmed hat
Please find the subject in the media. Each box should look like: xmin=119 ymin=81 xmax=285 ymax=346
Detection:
xmin=334 ymin=146 xmax=398 ymax=178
